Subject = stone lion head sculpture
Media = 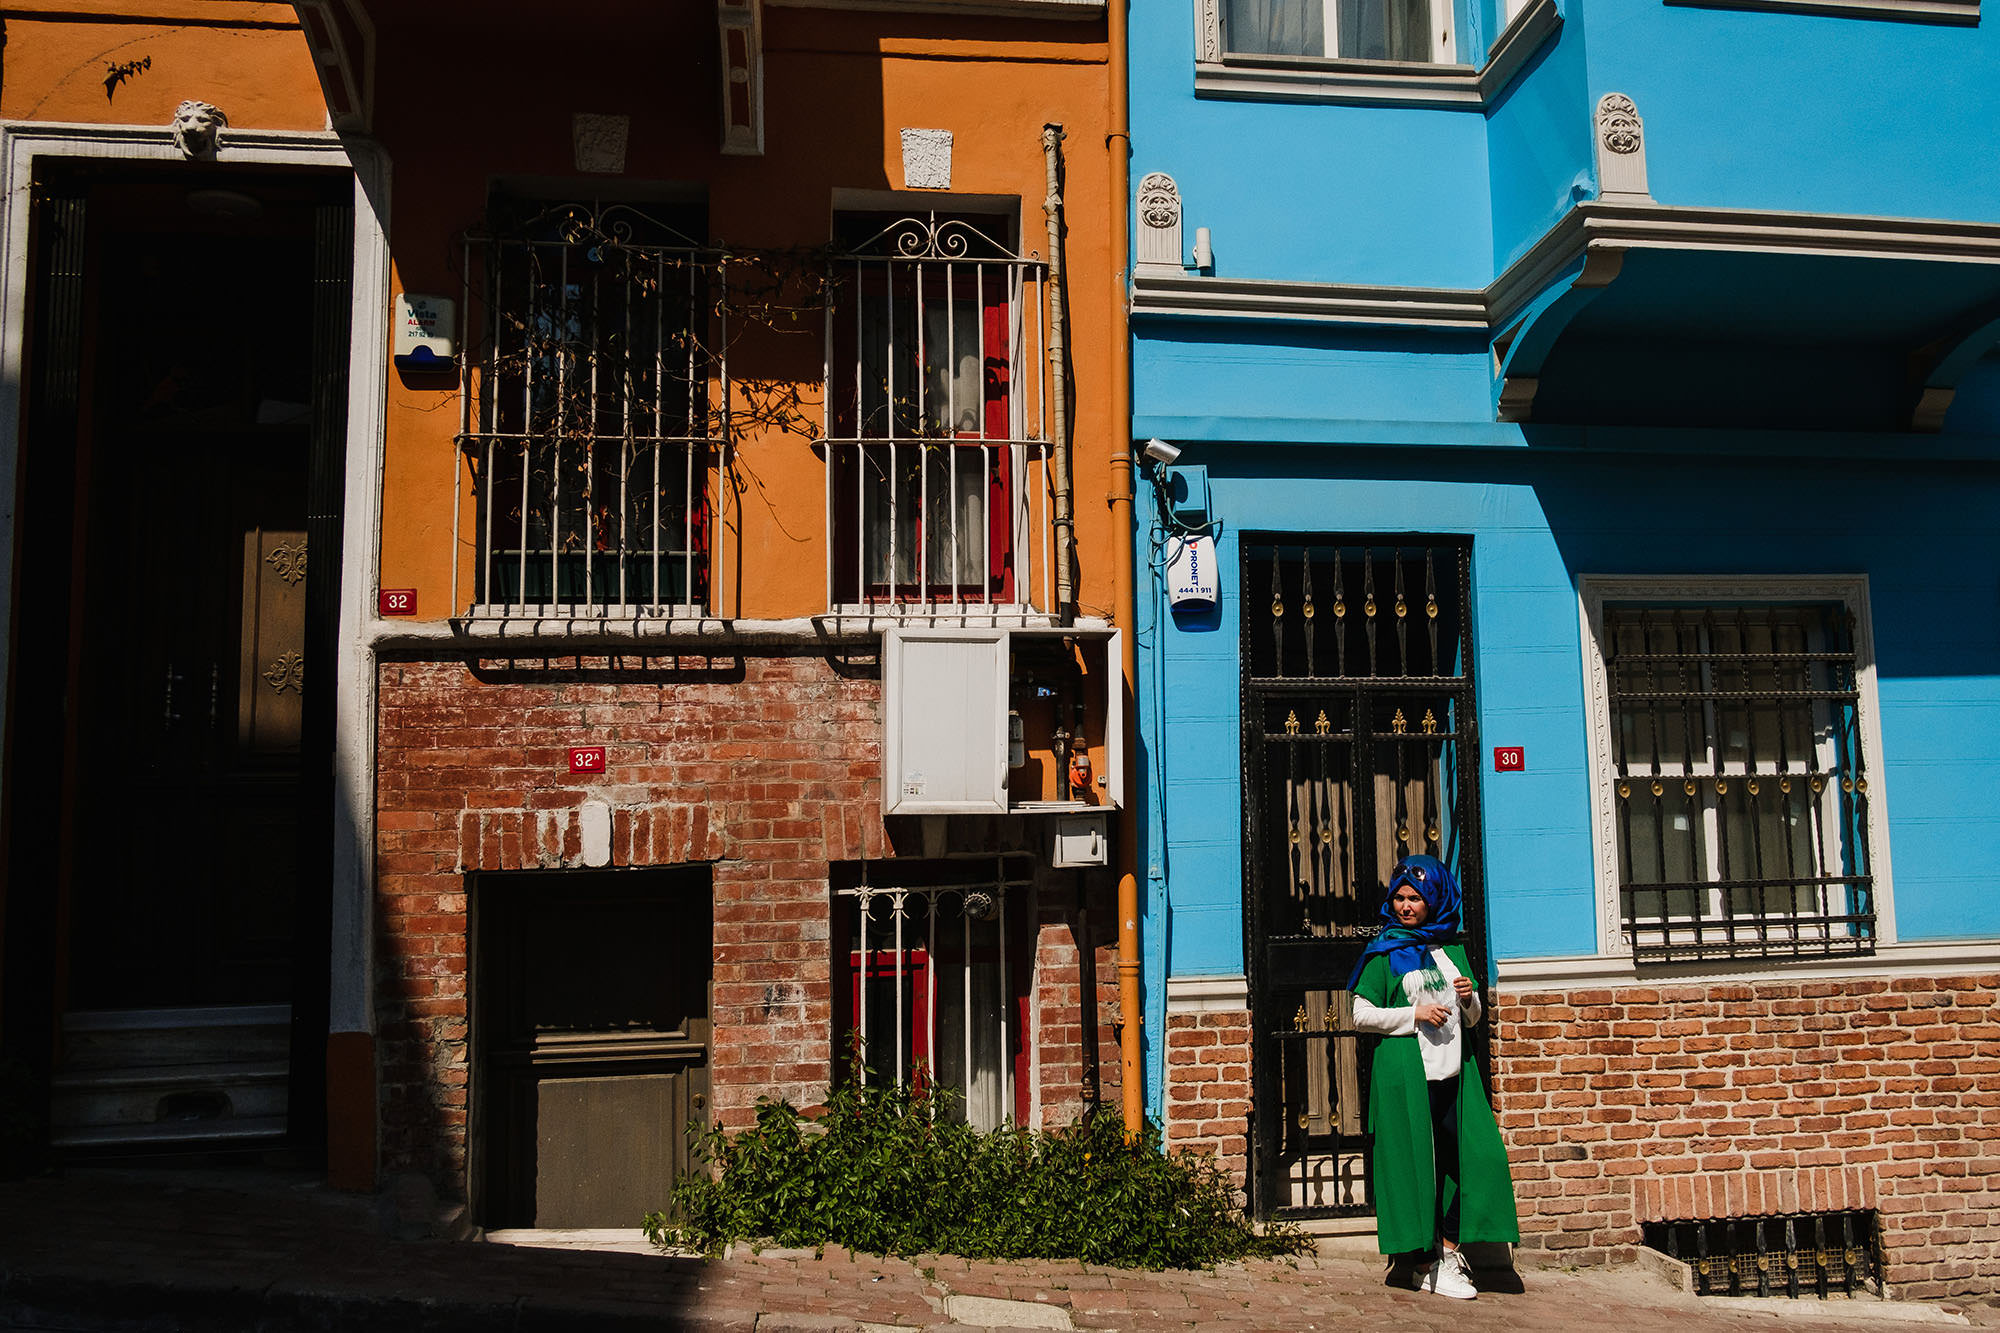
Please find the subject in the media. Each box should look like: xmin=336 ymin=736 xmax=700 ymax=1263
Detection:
xmin=171 ymin=101 xmax=228 ymax=160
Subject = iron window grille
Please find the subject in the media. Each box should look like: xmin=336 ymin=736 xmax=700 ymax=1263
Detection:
xmin=1644 ymin=1212 xmax=1879 ymax=1299
xmin=456 ymin=201 xmax=718 ymax=617
xmin=1602 ymin=601 xmax=1876 ymax=963
xmin=830 ymin=857 xmax=1031 ymax=1131
xmin=824 ymin=212 xmax=1053 ymax=616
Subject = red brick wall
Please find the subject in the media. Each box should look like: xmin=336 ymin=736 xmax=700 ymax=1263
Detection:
xmin=1032 ymin=901 xmax=1124 ymax=1124
xmin=1491 ymin=974 xmax=2000 ymax=1298
xmin=1162 ymin=1010 xmax=1252 ymax=1196
xmin=373 ymin=652 xmax=1110 ymax=1198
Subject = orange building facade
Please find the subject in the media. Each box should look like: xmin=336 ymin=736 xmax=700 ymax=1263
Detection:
xmin=0 ymin=0 xmax=1128 ymax=1225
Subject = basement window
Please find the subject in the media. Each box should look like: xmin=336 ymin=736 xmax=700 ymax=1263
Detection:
xmin=1644 ymin=1211 xmax=1880 ymax=1299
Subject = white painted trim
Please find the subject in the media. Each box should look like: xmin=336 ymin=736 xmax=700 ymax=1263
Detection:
xmin=1129 ymin=274 xmax=1487 ymax=328
xmin=1576 ymin=575 xmax=1897 ymax=962
xmin=1191 ymin=0 xmax=1560 ymax=109
xmin=1166 ymin=974 xmax=1250 ymax=1013
xmin=1665 ymin=0 xmax=1975 ymax=24
xmin=0 ymin=121 xmax=390 ymax=1041
xmin=1133 ymin=201 xmax=2000 ymax=334
xmin=1496 ymin=938 xmax=2000 ymax=991
xmin=1479 ymin=0 xmax=1562 ymax=100
xmin=768 ymin=0 xmax=1102 ymax=12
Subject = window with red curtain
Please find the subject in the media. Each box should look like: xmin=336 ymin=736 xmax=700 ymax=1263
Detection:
xmin=828 ymin=212 xmax=1023 ymax=606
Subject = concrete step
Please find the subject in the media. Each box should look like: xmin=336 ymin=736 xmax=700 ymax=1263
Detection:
xmin=54 ymin=1006 xmax=292 ymax=1149
xmin=61 ymin=1005 xmax=292 ymax=1070
xmin=51 ymin=1116 xmax=289 ymax=1151
xmin=51 ymin=1060 xmax=290 ymax=1129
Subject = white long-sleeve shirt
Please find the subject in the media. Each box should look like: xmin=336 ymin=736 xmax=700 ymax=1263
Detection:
xmin=1352 ymin=948 xmax=1482 ymax=1082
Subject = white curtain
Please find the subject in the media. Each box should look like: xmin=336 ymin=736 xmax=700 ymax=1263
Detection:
xmin=1225 ymin=0 xmax=1324 ymax=55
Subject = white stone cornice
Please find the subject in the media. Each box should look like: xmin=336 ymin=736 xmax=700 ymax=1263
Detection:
xmin=1166 ymin=974 xmax=1250 ymax=1013
xmin=1497 ymin=939 xmax=2000 ymax=991
xmin=1135 ymin=202 xmax=2000 ymax=336
xmin=1129 ymin=273 xmax=1487 ymax=329
xmin=1665 ymin=0 xmax=1975 ymax=24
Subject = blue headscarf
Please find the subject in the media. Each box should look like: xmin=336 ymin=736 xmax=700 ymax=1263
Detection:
xmin=1347 ymin=854 xmax=1464 ymax=991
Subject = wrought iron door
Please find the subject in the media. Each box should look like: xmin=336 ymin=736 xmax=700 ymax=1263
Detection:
xmin=1241 ymin=539 xmax=1487 ymax=1221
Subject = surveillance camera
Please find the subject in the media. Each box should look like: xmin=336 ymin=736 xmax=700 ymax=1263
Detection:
xmin=1143 ymin=438 xmax=1181 ymax=465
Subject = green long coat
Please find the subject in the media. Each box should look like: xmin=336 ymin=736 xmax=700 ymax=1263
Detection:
xmin=1354 ymin=945 xmax=1521 ymax=1255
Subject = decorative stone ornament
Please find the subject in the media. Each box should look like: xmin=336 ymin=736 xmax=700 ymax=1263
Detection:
xmin=572 ymin=114 xmax=630 ymax=174
xmin=900 ymin=128 xmax=953 ymax=190
xmin=170 ymin=100 xmax=227 ymax=160
xmin=1598 ymin=94 xmax=1642 ymax=154
xmin=1594 ymin=92 xmax=1650 ymax=202
xmin=1135 ymin=172 xmax=1184 ymax=277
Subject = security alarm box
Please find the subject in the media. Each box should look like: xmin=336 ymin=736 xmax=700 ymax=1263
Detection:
xmin=394 ymin=293 xmax=455 ymax=372
xmin=882 ymin=626 xmax=1123 ymax=816
xmin=1166 ymin=534 xmax=1218 ymax=608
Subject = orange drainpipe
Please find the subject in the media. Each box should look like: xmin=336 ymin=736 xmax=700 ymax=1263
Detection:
xmin=1106 ymin=0 xmax=1142 ymax=1134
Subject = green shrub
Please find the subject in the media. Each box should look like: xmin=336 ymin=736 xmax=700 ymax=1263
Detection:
xmin=642 ymin=1078 xmax=1308 ymax=1269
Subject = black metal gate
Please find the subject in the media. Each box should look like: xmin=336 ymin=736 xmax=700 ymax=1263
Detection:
xmin=1241 ymin=539 xmax=1488 ymax=1221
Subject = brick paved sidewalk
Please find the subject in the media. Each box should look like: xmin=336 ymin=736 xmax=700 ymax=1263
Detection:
xmin=0 ymin=1168 xmax=1992 ymax=1331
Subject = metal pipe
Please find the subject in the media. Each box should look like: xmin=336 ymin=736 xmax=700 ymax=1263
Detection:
xmin=1042 ymin=123 xmax=1076 ymax=621
xmin=1106 ymin=0 xmax=1144 ymax=1136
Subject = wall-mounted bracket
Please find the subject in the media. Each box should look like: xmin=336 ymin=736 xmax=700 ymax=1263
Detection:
xmin=1492 ymin=246 xmax=1624 ymax=422
xmin=1909 ymin=305 xmax=2000 ymax=431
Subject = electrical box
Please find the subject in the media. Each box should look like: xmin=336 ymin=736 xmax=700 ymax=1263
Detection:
xmin=882 ymin=626 xmax=1123 ymax=817
xmin=1049 ymin=812 xmax=1110 ymax=867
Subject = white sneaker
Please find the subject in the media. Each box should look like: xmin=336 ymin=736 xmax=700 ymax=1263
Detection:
xmin=1420 ymin=1249 xmax=1478 ymax=1300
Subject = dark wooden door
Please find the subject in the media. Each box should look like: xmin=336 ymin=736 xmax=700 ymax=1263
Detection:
xmin=57 ymin=177 xmax=339 ymax=1012
xmin=475 ymin=867 xmax=713 ymax=1229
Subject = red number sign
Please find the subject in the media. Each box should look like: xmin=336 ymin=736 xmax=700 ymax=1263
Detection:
xmin=378 ymin=588 xmax=417 ymax=616
xmin=1493 ymin=746 xmax=1525 ymax=772
xmin=568 ymin=746 xmax=606 ymax=775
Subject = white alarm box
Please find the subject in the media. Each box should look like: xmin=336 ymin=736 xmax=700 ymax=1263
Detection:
xmin=394 ymin=293 xmax=456 ymax=372
xmin=1165 ymin=534 xmax=1218 ymax=608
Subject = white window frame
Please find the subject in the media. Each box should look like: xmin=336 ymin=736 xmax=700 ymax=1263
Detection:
xmin=1192 ymin=0 xmax=1563 ymax=108
xmin=1217 ymin=0 xmax=1456 ymax=64
xmin=1578 ymin=575 xmax=1897 ymax=959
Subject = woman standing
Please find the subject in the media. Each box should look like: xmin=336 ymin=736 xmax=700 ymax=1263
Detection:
xmin=1349 ymin=854 xmax=1519 ymax=1299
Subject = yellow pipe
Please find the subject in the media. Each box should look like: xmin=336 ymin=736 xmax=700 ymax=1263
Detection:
xmin=1105 ymin=0 xmax=1142 ymax=1135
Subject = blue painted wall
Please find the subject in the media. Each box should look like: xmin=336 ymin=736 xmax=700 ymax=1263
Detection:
xmin=1136 ymin=446 xmax=2000 ymax=971
xmin=1128 ymin=1 xmax=2000 ymax=1121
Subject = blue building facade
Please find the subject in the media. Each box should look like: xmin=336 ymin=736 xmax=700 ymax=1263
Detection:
xmin=1130 ymin=0 xmax=2000 ymax=1296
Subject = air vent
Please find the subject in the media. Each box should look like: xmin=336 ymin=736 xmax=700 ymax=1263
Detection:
xmin=1643 ymin=1210 xmax=1878 ymax=1298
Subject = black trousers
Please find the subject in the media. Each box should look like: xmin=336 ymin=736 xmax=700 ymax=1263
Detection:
xmin=1428 ymin=1074 xmax=1462 ymax=1246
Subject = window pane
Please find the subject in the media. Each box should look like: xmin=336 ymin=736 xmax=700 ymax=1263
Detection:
xmin=1226 ymin=0 xmax=1325 ymax=54
xmin=1338 ymin=0 xmax=1431 ymax=61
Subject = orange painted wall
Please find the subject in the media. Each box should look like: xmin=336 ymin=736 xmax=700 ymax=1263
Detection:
xmin=370 ymin=4 xmax=1116 ymax=623
xmin=1 ymin=3 xmax=327 ymax=129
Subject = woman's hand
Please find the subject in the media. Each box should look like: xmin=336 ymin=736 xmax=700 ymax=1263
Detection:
xmin=1414 ymin=1001 xmax=1453 ymax=1027
xmin=1452 ymin=975 xmax=1476 ymax=1002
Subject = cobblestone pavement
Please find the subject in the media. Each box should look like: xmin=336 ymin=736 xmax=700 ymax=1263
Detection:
xmin=1 ymin=1168 xmax=1994 ymax=1331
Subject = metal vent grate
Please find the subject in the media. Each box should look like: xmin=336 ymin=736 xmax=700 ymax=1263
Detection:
xmin=1643 ymin=1210 xmax=1878 ymax=1298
